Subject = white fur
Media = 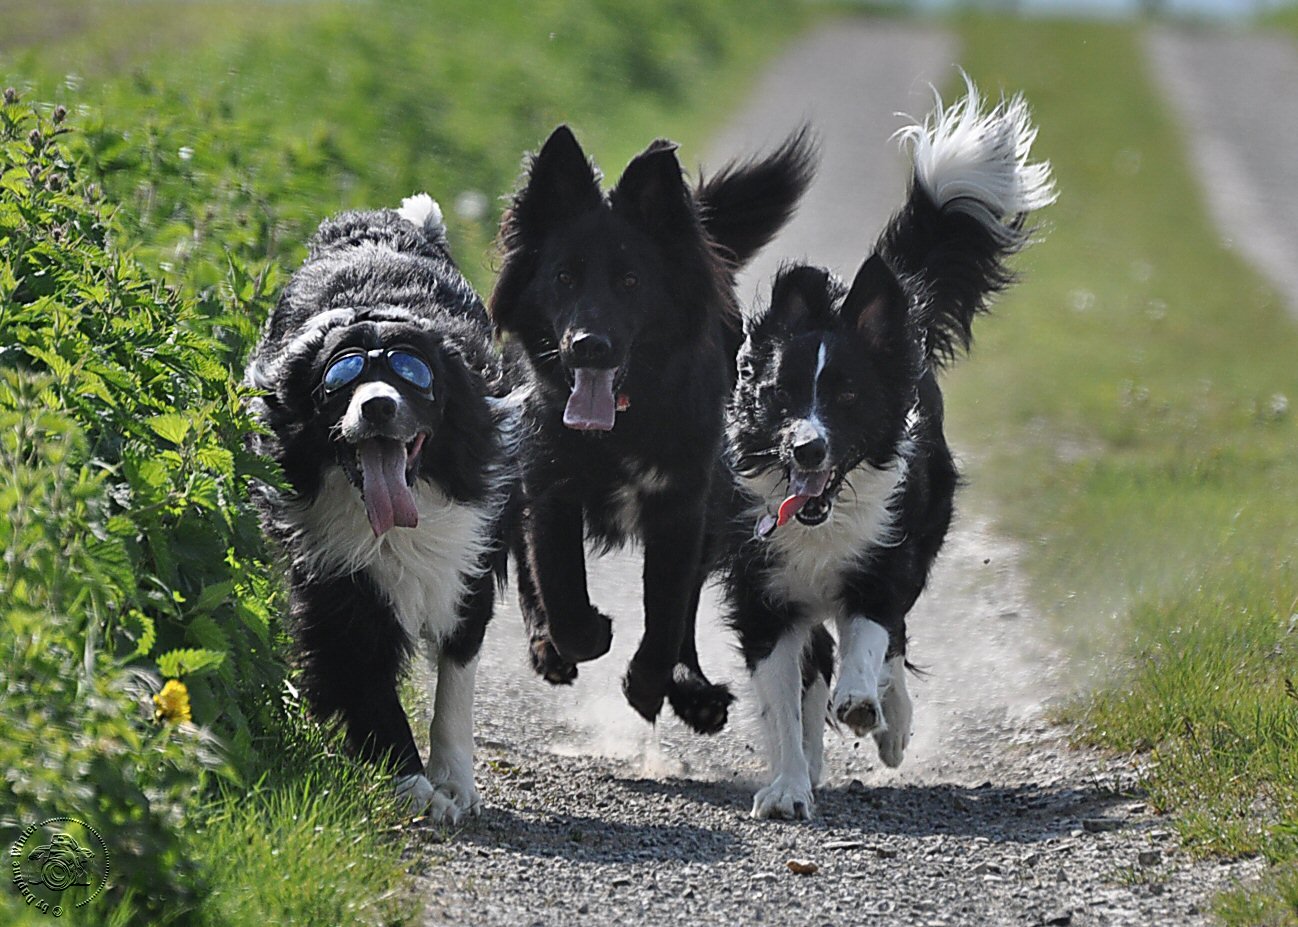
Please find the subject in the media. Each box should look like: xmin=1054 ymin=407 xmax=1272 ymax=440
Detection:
xmin=397 ymin=193 xmax=447 ymax=241
xmin=751 ymin=629 xmax=815 ymax=820
xmin=801 ymin=671 xmax=829 ymax=786
xmin=743 ymin=456 xmax=907 ymax=614
xmin=875 ymin=655 xmax=912 ymax=768
xmin=895 ymin=74 xmax=1057 ymax=239
xmin=282 ymin=469 xmax=498 ymax=644
xmin=423 ymin=653 xmax=481 ymax=821
xmin=832 ymin=616 xmax=891 ymax=735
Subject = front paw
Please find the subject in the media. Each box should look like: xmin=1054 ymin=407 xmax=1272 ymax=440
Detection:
xmin=751 ymin=775 xmax=815 ymax=820
xmin=548 ymin=605 xmax=613 ymax=664
xmin=529 ymin=633 xmax=578 ymax=685
xmin=622 ymin=658 xmax=672 ymax=723
xmin=425 ymin=758 xmax=482 ymax=822
xmin=832 ymin=688 xmax=886 ymax=737
xmin=667 ymin=664 xmax=734 ymax=735
xmin=394 ymin=773 xmax=466 ymax=824
xmin=873 ymin=672 xmax=913 ymax=768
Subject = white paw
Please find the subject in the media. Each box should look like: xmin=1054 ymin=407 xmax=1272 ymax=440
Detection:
xmin=874 ymin=668 xmax=912 ymax=768
xmin=832 ymin=688 xmax=886 ymax=737
xmin=425 ymin=756 xmax=481 ymax=821
xmin=751 ymin=775 xmax=815 ymax=820
xmin=394 ymin=772 xmax=478 ymax=824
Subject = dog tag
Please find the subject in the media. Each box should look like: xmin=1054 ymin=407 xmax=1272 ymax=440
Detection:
xmin=754 ymin=512 xmax=777 ymax=539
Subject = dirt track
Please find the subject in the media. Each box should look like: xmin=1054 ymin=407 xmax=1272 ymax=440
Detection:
xmin=410 ymin=19 xmax=1264 ymax=925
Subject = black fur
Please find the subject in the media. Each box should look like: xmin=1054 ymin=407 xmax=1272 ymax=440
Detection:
xmin=491 ymin=125 xmax=815 ymax=733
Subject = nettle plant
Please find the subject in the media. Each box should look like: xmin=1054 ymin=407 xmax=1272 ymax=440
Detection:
xmin=0 ymin=92 xmax=285 ymax=762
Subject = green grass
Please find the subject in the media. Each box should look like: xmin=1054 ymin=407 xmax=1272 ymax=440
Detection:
xmin=951 ymin=16 xmax=1298 ymax=924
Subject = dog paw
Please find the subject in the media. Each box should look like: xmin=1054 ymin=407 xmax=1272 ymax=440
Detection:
xmin=667 ymin=665 xmax=734 ymax=735
xmin=832 ymin=690 xmax=886 ymax=737
xmin=621 ymin=659 xmax=671 ymax=724
xmin=426 ymin=763 xmax=482 ymax=822
xmin=396 ymin=771 xmax=480 ymax=825
xmin=751 ymin=776 xmax=815 ymax=820
xmin=529 ymin=634 xmax=578 ymax=685
xmin=548 ymin=605 xmax=613 ymax=664
xmin=873 ymin=670 xmax=912 ymax=768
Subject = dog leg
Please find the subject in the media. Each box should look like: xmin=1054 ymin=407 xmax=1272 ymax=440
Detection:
xmin=527 ymin=497 xmax=613 ymax=663
xmin=801 ymin=627 xmax=834 ymax=787
xmin=831 ymin=615 xmax=891 ymax=736
xmin=751 ymin=628 xmax=815 ymax=819
xmin=624 ymin=493 xmax=705 ymax=723
xmin=423 ymin=652 xmax=481 ymax=824
xmin=515 ymin=537 xmax=577 ymax=685
xmin=874 ymin=655 xmax=912 ymax=768
xmin=666 ymin=573 xmax=734 ymax=735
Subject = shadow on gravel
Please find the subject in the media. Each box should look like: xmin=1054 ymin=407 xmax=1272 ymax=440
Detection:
xmin=619 ymin=775 xmax=1135 ymax=844
xmin=431 ymin=805 xmax=742 ymax=864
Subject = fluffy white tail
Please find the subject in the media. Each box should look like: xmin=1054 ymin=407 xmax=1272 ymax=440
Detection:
xmin=895 ymin=74 xmax=1057 ymax=241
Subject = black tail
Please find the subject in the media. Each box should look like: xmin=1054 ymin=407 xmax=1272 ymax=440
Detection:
xmin=697 ymin=125 xmax=818 ymax=270
xmin=876 ymin=81 xmax=1055 ymax=367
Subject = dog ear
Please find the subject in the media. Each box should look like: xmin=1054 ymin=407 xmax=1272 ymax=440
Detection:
xmin=610 ymin=139 xmax=695 ymax=233
xmin=755 ymin=264 xmax=833 ymax=335
xmin=840 ymin=254 xmax=907 ymax=352
xmin=511 ymin=125 xmax=603 ymax=232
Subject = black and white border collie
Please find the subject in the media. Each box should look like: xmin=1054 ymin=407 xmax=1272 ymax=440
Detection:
xmin=724 ymin=81 xmax=1056 ymax=819
xmin=246 ymin=196 xmax=518 ymax=823
xmin=490 ymin=126 xmax=815 ymax=733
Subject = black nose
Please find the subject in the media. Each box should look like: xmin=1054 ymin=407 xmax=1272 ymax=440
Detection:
xmin=361 ymin=395 xmax=397 ymax=423
xmin=567 ymin=331 xmax=613 ymax=367
xmin=792 ymin=435 xmax=828 ymax=469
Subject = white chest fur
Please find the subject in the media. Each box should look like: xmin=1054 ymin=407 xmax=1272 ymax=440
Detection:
xmin=283 ymin=469 xmax=498 ymax=643
xmin=744 ymin=459 xmax=907 ymax=620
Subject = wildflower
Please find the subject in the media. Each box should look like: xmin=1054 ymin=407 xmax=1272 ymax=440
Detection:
xmin=53 ymin=104 xmax=67 ymax=124
xmin=153 ymin=679 xmax=192 ymax=724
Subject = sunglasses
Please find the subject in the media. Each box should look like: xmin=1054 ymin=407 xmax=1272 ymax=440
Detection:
xmin=322 ymin=346 xmax=434 ymax=394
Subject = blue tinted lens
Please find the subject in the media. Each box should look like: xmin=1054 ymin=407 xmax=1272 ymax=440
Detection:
xmin=388 ymin=350 xmax=433 ymax=391
xmin=323 ymin=353 xmax=365 ymax=392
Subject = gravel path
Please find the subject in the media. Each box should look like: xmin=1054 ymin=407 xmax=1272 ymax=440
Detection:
xmin=1146 ymin=26 xmax=1298 ymax=317
xmin=409 ymin=20 xmax=1261 ymax=925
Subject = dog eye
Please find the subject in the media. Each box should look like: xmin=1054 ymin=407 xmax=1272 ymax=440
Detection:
xmin=556 ymin=270 xmax=574 ymax=287
xmin=622 ymin=272 xmax=638 ymax=290
xmin=322 ymin=353 xmax=365 ymax=392
xmin=388 ymin=350 xmax=434 ymax=391
xmin=836 ymin=391 xmax=858 ymax=406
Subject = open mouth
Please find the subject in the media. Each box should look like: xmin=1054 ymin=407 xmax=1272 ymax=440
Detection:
xmin=755 ymin=467 xmax=837 ymax=537
xmin=354 ymin=432 xmax=428 ymax=536
xmin=563 ymin=367 xmax=623 ymax=432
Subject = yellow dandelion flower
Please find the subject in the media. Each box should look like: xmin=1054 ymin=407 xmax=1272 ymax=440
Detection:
xmin=153 ymin=679 xmax=192 ymax=724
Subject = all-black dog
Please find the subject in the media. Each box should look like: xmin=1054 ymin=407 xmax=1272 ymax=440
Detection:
xmin=724 ymin=82 xmax=1055 ymax=818
xmin=491 ymin=126 xmax=815 ymax=732
xmin=246 ymin=195 xmax=518 ymax=823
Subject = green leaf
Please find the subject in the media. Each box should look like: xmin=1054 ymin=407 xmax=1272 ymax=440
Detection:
xmin=156 ymin=647 xmax=225 ymax=678
xmin=147 ymin=412 xmax=191 ymax=446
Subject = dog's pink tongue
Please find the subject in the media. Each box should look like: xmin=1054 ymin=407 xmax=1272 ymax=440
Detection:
xmin=359 ymin=439 xmax=419 ymax=536
xmin=563 ymin=368 xmax=618 ymax=431
xmin=775 ymin=469 xmax=832 ymax=527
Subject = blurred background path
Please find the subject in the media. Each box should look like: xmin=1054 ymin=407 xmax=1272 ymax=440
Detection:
xmin=1146 ymin=27 xmax=1298 ymax=315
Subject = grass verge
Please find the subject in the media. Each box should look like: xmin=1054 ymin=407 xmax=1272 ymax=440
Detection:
xmin=950 ymin=15 xmax=1298 ymax=925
